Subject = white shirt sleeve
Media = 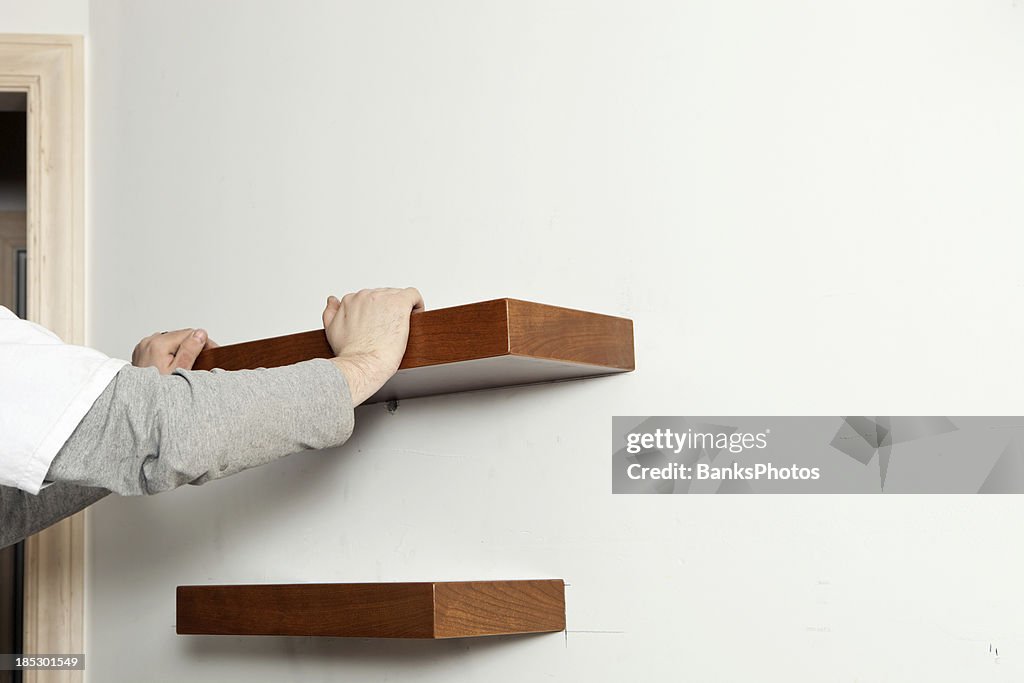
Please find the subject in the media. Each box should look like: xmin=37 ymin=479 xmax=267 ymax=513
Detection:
xmin=0 ymin=306 xmax=128 ymax=494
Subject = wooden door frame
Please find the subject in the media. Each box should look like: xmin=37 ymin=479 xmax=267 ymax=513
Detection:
xmin=0 ymin=34 xmax=85 ymax=683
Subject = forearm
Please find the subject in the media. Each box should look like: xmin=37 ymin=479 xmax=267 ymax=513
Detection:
xmin=46 ymin=359 xmax=355 ymax=495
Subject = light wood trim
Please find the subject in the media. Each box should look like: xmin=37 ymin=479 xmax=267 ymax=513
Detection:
xmin=0 ymin=34 xmax=85 ymax=683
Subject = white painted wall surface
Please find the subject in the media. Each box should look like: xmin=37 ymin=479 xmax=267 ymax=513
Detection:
xmin=0 ymin=0 xmax=86 ymax=35
xmin=83 ymin=2 xmax=1024 ymax=681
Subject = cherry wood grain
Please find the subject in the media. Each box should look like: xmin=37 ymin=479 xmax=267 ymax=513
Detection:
xmin=190 ymin=299 xmax=634 ymax=402
xmin=507 ymin=299 xmax=635 ymax=370
xmin=176 ymin=580 xmax=565 ymax=639
xmin=433 ymin=580 xmax=566 ymax=638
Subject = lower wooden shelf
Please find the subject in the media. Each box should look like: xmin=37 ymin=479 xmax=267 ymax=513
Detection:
xmin=192 ymin=298 xmax=634 ymax=403
xmin=176 ymin=579 xmax=566 ymax=639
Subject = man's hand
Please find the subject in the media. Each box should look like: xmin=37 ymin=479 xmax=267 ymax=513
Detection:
xmin=132 ymin=328 xmax=219 ymax=374
xmin=322 ymin=288 xmax=425 ymax=405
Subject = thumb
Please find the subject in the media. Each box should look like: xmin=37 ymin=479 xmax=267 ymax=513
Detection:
xmin=322 ymin=295 xmax=341 ymax=329
xmin=171 ymin=329 xmax=208 ymax=371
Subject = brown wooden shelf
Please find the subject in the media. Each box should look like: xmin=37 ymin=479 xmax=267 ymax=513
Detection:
xmin=176 ymin=580 xmax=565 ymax=639
xmin=193 ymin=298 xmax=634 ymax=403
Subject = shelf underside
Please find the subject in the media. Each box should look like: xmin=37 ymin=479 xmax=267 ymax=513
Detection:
xmin=368 ymin=354 xmax=623 ymax=402
xmin=176 ymin=580 xmax=566 ymax=639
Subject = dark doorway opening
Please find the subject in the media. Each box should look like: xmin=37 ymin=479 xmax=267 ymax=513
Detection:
xmin=0 ymin=90 xmax=27 ymax=683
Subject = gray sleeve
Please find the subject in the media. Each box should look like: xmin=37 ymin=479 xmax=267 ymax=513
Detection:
xmin=0 ymin=483 xmax=108 ymax=549
xmin=45 ymin=358 xmax=355 ymax=496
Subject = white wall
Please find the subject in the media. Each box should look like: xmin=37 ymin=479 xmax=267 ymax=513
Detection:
xmin=85 ymin=2 xmax=1024 ymax=681
xmin=0 ymin=0 xmax=87 ymax=35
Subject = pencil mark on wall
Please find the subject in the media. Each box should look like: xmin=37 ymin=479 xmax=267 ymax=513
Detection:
xmin=368 ymin=447 xmax=468 ymax=459
xmin=565 ymin=629 xmax=626 ymax=648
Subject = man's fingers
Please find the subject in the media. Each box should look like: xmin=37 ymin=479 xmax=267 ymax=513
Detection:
xmin=323 ymin=295 xmax=341 ymax=329
xmin=204 ymin=338 xmax=220 ymax=350
xmin=170 ymin=329 xmax=208 ymax=371
xmin=159 ymin=328 xmax=195 ymax=351
xmin=322 ymin=288 xmax=423 ymax=334
xmin=405 ymin=287 xmax=425 ymax=312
